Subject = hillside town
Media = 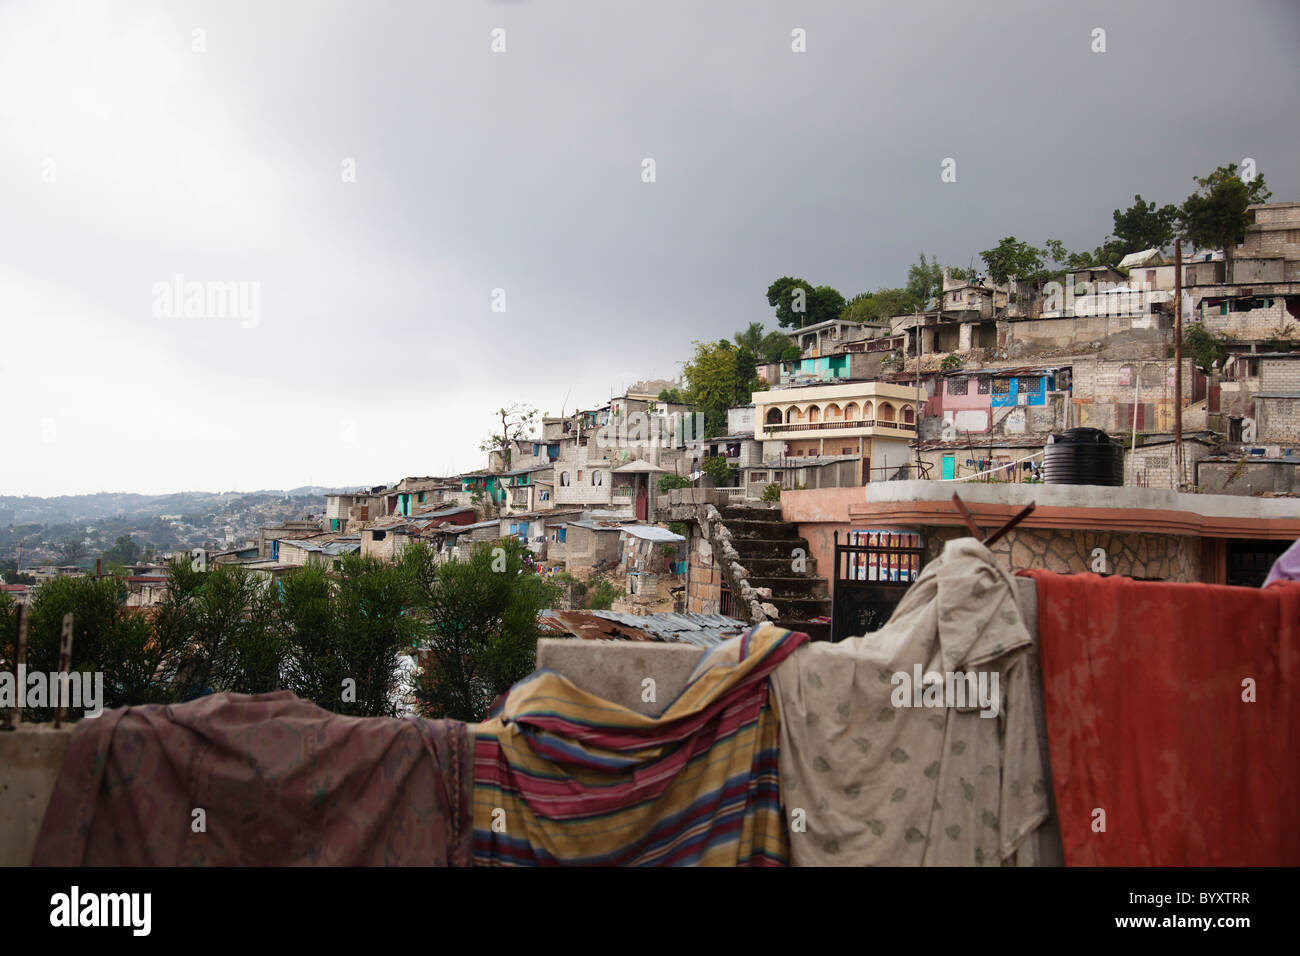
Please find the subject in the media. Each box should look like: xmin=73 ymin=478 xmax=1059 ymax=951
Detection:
xmin=4 ymin=0 xmax=1299 ymax=898
xmin=6 ymin=200 xmax=1299 ymax=626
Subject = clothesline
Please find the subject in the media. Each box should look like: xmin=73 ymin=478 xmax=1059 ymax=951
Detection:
xmin=939 ymin=449 xmax=1045 ymax=481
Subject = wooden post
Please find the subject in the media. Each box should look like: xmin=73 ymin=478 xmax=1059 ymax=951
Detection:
xmin=4 ymin=604 xmax=28 ymax=730
xmin=54 ymin=613 xmax=74 ymax=728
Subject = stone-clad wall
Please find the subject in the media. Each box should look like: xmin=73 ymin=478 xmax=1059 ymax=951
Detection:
xmin=924 ymin=525 xmax=1200 ymax=582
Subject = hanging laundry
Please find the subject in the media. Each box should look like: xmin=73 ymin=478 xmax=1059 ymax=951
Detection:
xmin=472 ymin=622 xmax=806 ymax=866
xmin=1023 ymin=570 xmax=1300 ymax=866
xmin=32 ymin=691 xmax=474 ymax=866
xmin=771 ymin=537 xmax=1052 ymax=866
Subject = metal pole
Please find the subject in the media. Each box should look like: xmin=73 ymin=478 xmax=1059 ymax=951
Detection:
xmin=1174 ymin=238 xmax=1184 ymax=488
xmin=915 ymin=313 xmax=924 ymax=475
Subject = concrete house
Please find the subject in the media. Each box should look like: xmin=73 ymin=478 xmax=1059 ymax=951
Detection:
xmin=1253 ymin=353 xmax=1300 ymax=444
xmin=754 ymin=380 xmax=921 ymax=482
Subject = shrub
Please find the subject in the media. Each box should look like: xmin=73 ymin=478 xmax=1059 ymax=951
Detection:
xmin=940 ymin=354 xmax=963 ymax=371
xmin=411 ymin=538 xmax=557 ymax=722
xmin=700 ymin=455 xmax=736 ymax=487
xmin=658 ymin=474 xmax=690 ymax=493
xmin=761 ymin=482 xmax=782 ymax=502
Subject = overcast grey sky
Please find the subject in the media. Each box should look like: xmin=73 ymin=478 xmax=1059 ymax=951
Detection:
xmin=2 ymin=0 xmax=1297 ymax=496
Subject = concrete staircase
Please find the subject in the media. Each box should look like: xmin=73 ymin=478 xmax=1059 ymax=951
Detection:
xmin=719 ymin=505 xmax=833 ymax=642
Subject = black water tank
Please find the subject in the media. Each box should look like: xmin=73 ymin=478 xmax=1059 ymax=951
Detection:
xmin=1043 ymin=427 xmax=1123 ymax=486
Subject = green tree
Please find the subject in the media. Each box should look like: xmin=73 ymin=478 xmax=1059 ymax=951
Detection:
xmin=55 ymin=538 xmax=88 ymax=566
xmin=164 ymin=562 xmax=285 ymax=698
xmin=657 ymin=387 xmax=685 ymax=405
xmin=411 ymin=538 xmax=556 ymax=722
xmin=766 ymin=277 xmax=847 ymax=329
xmin=101 ymin=534 xmax=142 ymax=567
xmin=658 ymin=474 xmax=690 ymax=493
xmin=479 ymin=403 xmax=539 ymax=471
xmin=1179 ymin=164 xmax=1272 ymax=253
xmin=1183 ymin=323 xmax=1230 ymax=372
xmin=980 ymin=237 xmax=1047 ymax=285
xmin=733 ymin=322 xmax=765 ymax=354
xmin=1112 ymin=194 xmax=1179 ymax=254
xmin=283 ymin=554 xmax=417 ymax=717
xmin=759 ymin=330 xmax=800 ymax=363
xmin=11 ymin=574 xmax=165 ymax=720
xmin=700 ymin=455 xmax=737 ymax=487
xmin=587 ymin=578 xmax=621 ymax=611
xmin=682 ymin=340 xmax=748 ymax=437
xmin=905 ymin=253 xmax=945 ymax=310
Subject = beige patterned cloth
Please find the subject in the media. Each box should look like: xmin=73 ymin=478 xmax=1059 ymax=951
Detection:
xmin=771 ymin=537 xmax=1051 ymax=866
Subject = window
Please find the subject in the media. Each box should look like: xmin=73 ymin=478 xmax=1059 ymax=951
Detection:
xmin=418 ymin=492 xmax=425 ymax=503
xmin=560 ymin=471 xmax=570 ymax=486
xmin=539 ymin=489 xmax=550 ymax=501
xmin=948 ymin=377 xmax=969 ymax=396
xmin=977 ymin=377 xmax=990 ymax=395
xmin=841 ymin=447 xmax=853 ymax=455
xmin=1018 ymin=378 xmax=1032 ymax=394
xmin=750 ymin=471 xmax=768 ymax=483
xmin=372 ymin=531 xmax=386 ymax=541
xmin=992 ymin=379 xmax=1010 ymax=396
xmin=591 ymin=470 xmax=603 ymax=486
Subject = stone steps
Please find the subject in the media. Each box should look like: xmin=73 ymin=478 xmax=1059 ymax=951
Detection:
xmin=711 ymin=507 xmax=834 ymax=641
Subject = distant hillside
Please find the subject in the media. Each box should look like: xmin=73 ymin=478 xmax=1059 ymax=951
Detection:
xmin=0 ymin=488 xmax=352 ymax=526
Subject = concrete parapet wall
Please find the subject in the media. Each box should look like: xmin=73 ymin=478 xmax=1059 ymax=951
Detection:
xmin=0 ymin=725 xmax=71 ymax=866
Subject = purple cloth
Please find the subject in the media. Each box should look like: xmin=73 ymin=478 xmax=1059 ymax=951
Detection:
xmin=1264 ymin=538 xmax=1300 ymax=588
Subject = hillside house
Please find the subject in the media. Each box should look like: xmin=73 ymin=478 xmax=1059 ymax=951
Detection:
xmin=754 ymin=380 xmax=921 ymax=482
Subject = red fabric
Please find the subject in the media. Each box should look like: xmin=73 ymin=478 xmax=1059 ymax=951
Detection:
xmin=1022 ymin=571 xmax=1300 ymax=866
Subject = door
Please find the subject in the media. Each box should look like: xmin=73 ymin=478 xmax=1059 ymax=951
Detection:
xmin=941 ymin=455 xmax=955 ymax=480
xmin=635 ymin=481 xmax=647 ymax=520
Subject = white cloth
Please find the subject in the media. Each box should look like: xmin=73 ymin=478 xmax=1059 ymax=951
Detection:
xmin=771 ymin=536 xmax=1050 ymax=865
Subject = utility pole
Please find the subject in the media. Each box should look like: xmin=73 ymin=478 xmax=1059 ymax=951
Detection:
xmin=1173 ymin=238 xmax=1184 ymax=488
xmin=915 ymin=311 xmax=924 ymax=476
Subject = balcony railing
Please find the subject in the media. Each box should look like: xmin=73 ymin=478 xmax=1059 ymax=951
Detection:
xmin=760 ymin=419 xmax=915 ymax=435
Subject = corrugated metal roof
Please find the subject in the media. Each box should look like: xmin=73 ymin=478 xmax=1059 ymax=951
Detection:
xmin=620 ymin=525 xmax=685 ymax=542
xmin=565 ymin=520 xmax=629 ymax=531
xmin=539 ymin=609 xmax=746 ymax=646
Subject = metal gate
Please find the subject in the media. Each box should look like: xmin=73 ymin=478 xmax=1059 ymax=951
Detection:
xmin=831 ymin=529 xmax=925 ymax=642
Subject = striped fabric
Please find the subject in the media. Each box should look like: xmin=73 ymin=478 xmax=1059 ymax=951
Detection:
xmin=472 ymin=622 xmax=807 ymax=866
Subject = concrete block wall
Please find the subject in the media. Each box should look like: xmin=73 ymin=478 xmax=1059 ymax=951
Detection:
xmin=1197 ymin=297 xmax=1298 ymax=340
xmin=686 ymin=531 xmax=722 ymax=614
xmin=1260 ymin=360 xmax=1300 ymax=393
xmin=1124 ymin=443 xmax=1208 ymax=490
xmin=1257 ymin=397 xmax=1300 ymax=443
xmin=1198 ymin=459 xmax=1300 ymax=495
